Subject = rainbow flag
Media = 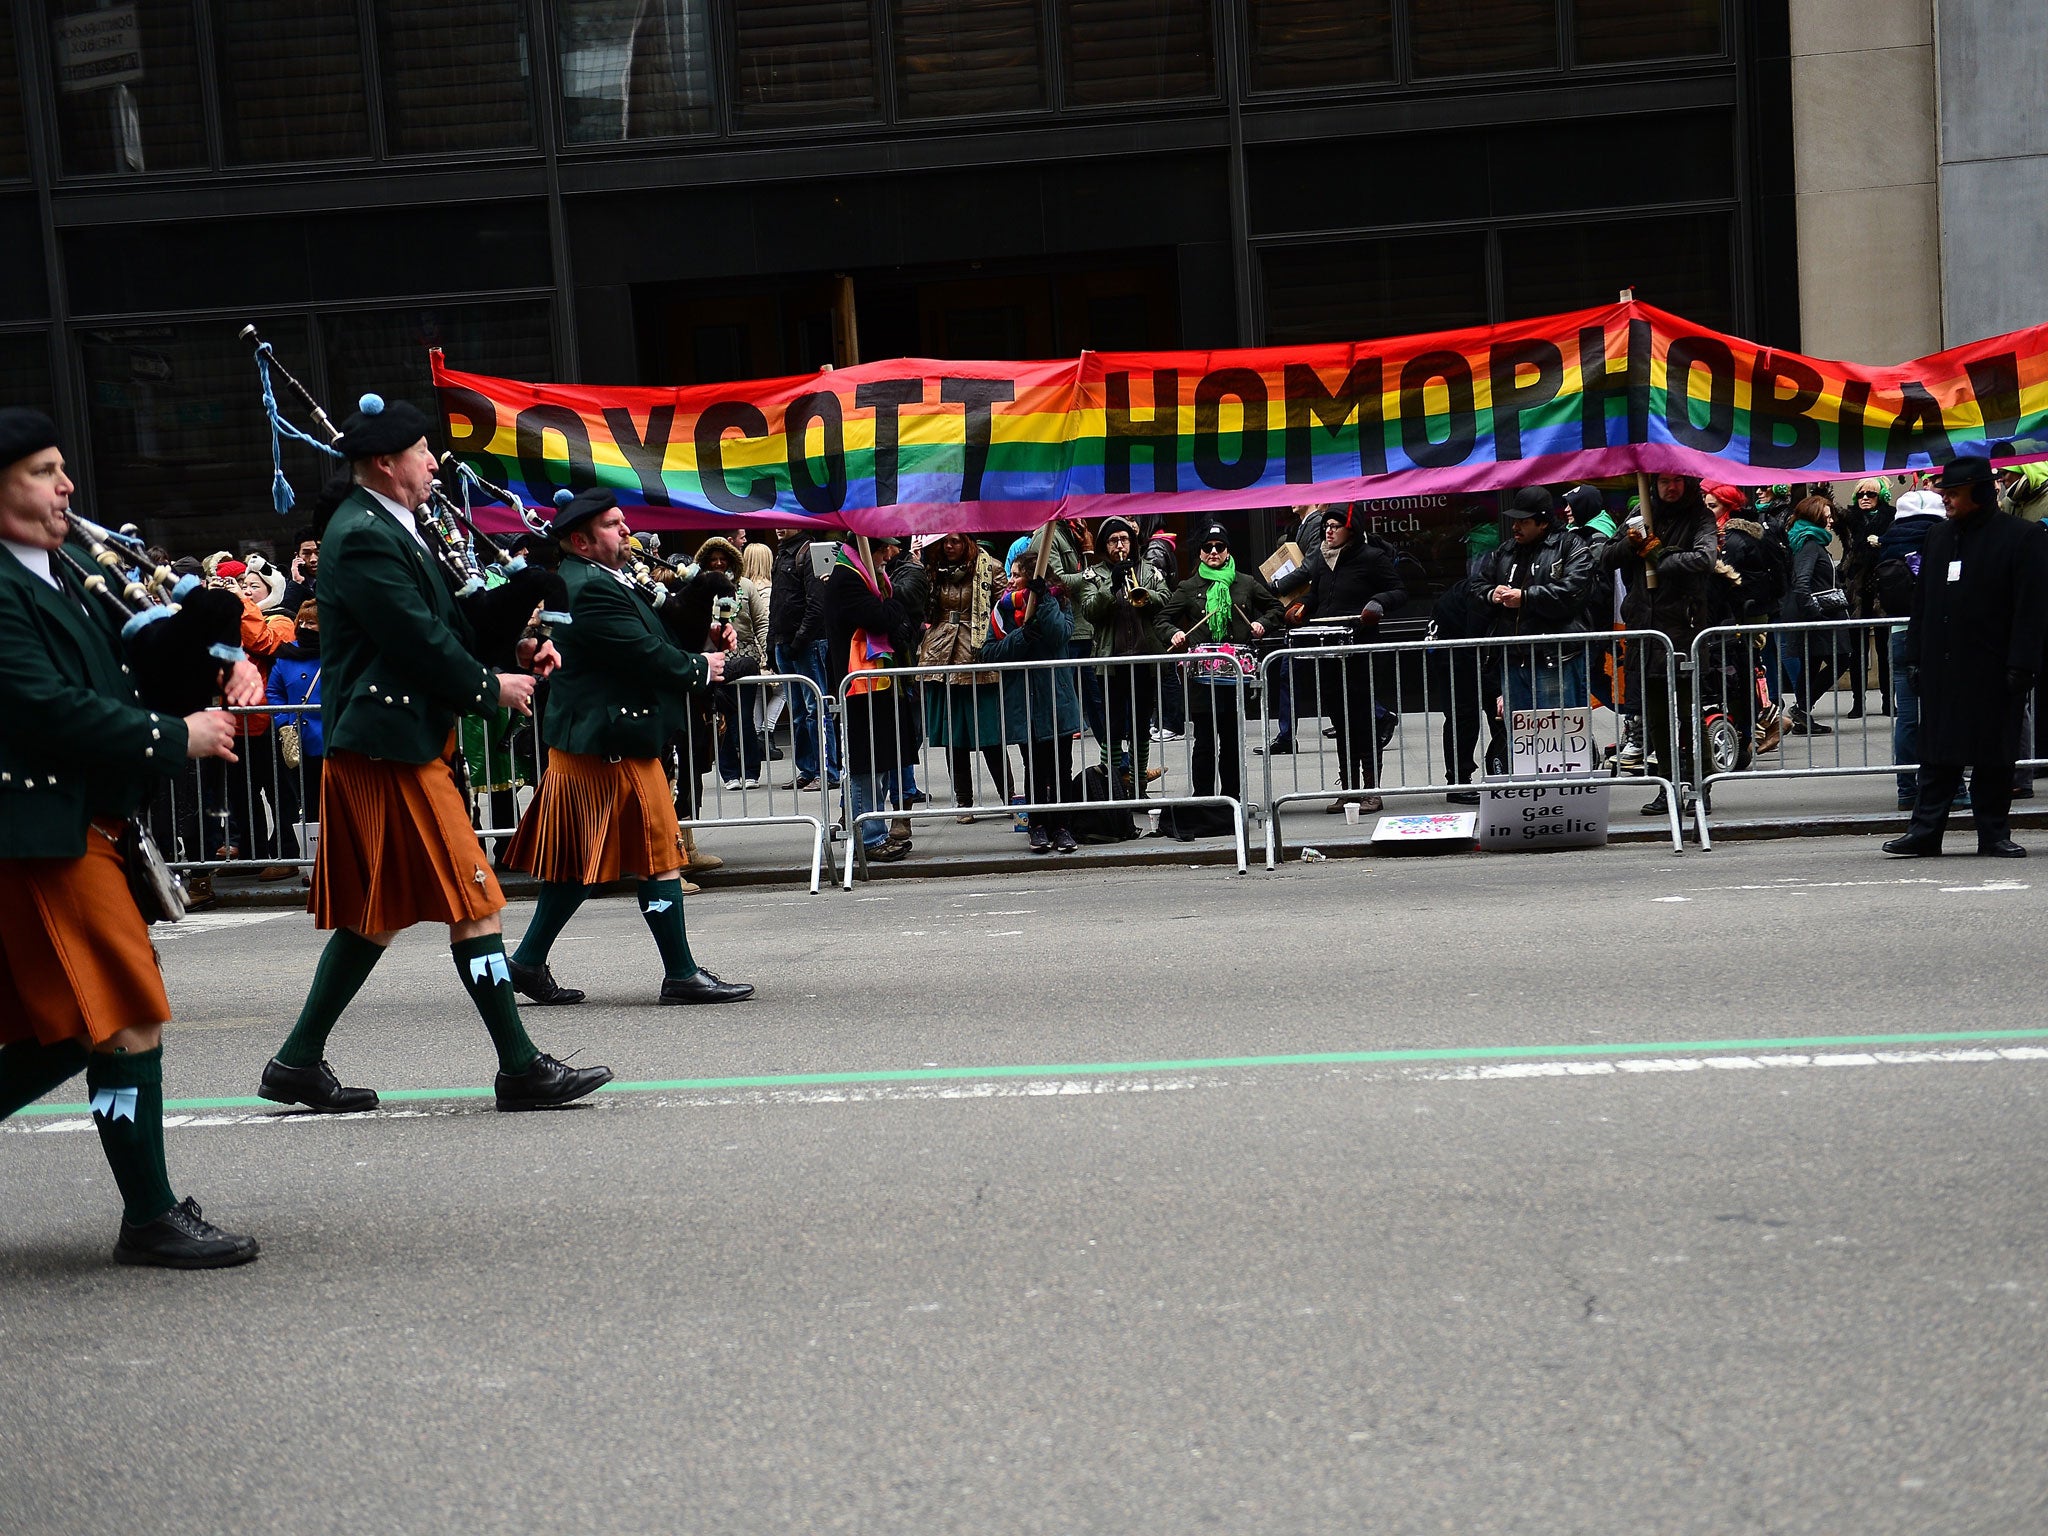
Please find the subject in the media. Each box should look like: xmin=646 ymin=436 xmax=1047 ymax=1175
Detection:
xmin=431 ymin=300 xmax=2048 ymax=535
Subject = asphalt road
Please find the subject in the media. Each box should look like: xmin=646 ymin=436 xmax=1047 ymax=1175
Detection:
xmin=5 ymin=837 xmax=2046 ymax=1535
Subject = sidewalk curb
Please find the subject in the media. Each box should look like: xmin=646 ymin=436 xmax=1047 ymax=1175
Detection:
xmin=189 ymin=806 xmax=2048 ymax=907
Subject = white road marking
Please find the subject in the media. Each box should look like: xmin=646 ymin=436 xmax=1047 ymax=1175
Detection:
xmin=152 ymin=910 xmax=303 ymax=940
xmin=9 ymin=1046 xmax=2048 ymax=1138
xmin=1939 ymin=880 xmax=2030 ymax=893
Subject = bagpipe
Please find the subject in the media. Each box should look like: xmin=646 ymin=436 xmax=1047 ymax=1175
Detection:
xmin=241 ymin=326 xmax=570 ymax=672
xmin=58 ymin=510 xmax=248 ymax=718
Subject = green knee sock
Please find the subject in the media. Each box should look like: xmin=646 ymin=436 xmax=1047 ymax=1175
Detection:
xmin=511 ymin=882 xmax=590 ymax=969
xmin=276 ymin=929 xmax=386 ymax=1069
xmin=452 ymin=934 xmax=539 ymax=1073
xmin=638 ymin=878 xmax=697 ymax=980
xmin=87 ymin=1047 xmax=176 ymax=1225
xmin=0 ymin=1038 xmax=90 ymax=1120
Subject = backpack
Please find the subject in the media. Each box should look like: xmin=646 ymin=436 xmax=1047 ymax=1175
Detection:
xmin=1719 ymin=521 xmax=1789 ymax=620
xmin=1875 ymin=553 xmax=1920 ymax=618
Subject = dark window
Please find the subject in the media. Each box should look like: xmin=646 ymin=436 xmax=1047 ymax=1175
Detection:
xmin=1574 ymin=0 xmax=1720 ymax=65
xmin=1261 ymin=233 xmax=1490 ymax=345
xmin=214 ymin=0 xmax=371 ymax=164
xmin=558 ymin=0 xmax=713 ymax=142
xmin=0 ymin=14 xmax=28 ymax=178
xmin=1246 ymin=0 xmax=1394 ymax=93
xmin=1500 ymin=211 xmax=1734 ymax=331
xmin=1410 ymin=0 xmax=1558 ymax=78
xmin=321 ymin=299 xmax=554 ymax=428
xmin=1059 ymin=0 xmax=1215 ymax=106
xmin=731 ymin=0 xmax=879 ymax=130
xmin=377 ymin=0 xmax=535 ymax=153
xmin=78 ymin=317 xmax=328 ymax=554
xmin=48 ymin=1 xmax=208 ymax=175
xmin=0 ymin=332 xmax=53 ymax=414
xmin=894 ymin=0 xmax=1043 ymax=118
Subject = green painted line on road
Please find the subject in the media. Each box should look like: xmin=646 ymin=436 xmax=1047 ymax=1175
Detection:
xmin=16 ymin=1027 xmax=2048 ymax=1119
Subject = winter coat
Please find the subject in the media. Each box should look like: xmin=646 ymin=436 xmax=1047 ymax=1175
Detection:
xmin=1472 ymin=525 xmax=1596 ymax=639
xmin=918 ymin=546 xmax=1006 ymax=684
xmin=983 ymin=590 xmax=1081 ymax=742
xmin=769 ymin=533 xmax=820 ymax=653
xmin=1159 ymin=568 xmax=1286 ymax=648
xmin=1904 ymin=506 xmax=2048 ymax=765
xmin=1600 ymin=488 xmax=1721 ymax=669
xmin=1299 ymin=534 xmax=1407 ymax=638
xmin=1782 ymin=524 xmax=1839 ymax=623
xmin=265 ymin=643 xmax=325 ymax=758
xmin=1043 ymin=522 xmax=1094 ymax=648
xmin=2005 ymin=464 xmax=2048 ymax=523
xmin=1078 ymin=559 xmax=1174 ymax=657
xmin=823 ymin=560 xmax=915 ymax=776
xmin=1874 ymin=510 xmax=1944 ymax=617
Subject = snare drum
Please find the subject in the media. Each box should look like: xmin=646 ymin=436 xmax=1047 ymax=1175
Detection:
xmin=1186 ymin=642 xmax=1258 ymax=683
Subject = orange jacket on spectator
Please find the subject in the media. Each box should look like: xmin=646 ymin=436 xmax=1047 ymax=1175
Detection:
xmin=233 ymin=596 xmax=297 ymax=736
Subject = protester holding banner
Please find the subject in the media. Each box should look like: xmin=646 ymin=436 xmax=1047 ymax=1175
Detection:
xmin=1080 ymin=516 xmax=1173 ymax=795
xmin=826 ymin=535 xmax=920 ymax=863
xmin=919 ymin=532 xmax=1012 ymax=820
xmin=985 ymin=544 xmax=1083 ymax=854
xmin=1780 ymin=496 xmax=1846 ymax=738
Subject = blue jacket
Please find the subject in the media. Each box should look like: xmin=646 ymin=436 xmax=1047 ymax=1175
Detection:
xmin=266 ymin=646 xmax=325 ymax=758
xmin=983 ymin=591 xmax=1081 ymax=743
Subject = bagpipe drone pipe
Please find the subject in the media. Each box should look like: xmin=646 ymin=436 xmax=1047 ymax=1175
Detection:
xmin=57 ymin=513 xmax=248 ymax=718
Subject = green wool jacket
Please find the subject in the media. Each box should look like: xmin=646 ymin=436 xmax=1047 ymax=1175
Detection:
xmin=0 ymin=539 xmax=190 ymax=858
xmin=318 ymin=488 xmax=500 ymax=763
xmin=540 ymin=553 xmax=709 ymax=760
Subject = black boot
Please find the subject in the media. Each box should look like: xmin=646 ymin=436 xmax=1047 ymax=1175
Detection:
xmin=114 ymin=1197 xmax=259 ymax=1269
xmin=259 ymin=1057 xmax=379 ymax=1113
xmin=508 ymin=959 xmax=585 ymax=1006
xmin=494 ymin=1053 xmax=613 ymax=1110
xmin=1882 ymin=833 xmax=1943 ymax=857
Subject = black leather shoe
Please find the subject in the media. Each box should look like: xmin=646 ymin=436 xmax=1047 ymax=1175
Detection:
xmin=508 ymin=959 xmax=585 ymax=1006
xmin=494 ymin=1053 xmax=613 ymax=1110
xmin=1254 ymin=737 xmax=1295 ymax=756
xmin=1882 ymin=834 xmax=1943 ymax=857
xmin=1980 ymin=839 xmax=2028 ymax=858
xmin=660 ymin=968 xmax=755 ymax=1004
xmin=114 ymin=1197 xmax=259 ymax=1269
xmin=258 ymin=1057 xmax=379 ymax=1113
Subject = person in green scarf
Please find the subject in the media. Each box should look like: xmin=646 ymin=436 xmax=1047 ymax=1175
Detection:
xmin=1780 ymin=495 xmax=1842 ymax=735
xmin=1161 ymin=522 xmax=1285 ymax=825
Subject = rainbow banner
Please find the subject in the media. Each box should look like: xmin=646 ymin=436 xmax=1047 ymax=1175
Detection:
xmin=431 ymin=301 xmax=2048 ymax=535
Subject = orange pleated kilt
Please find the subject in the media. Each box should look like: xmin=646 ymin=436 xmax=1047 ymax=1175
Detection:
xmin=311 ymin=744 xmax=504 ymax=932
xmin=0 ymin=828 xmax=170 ymax=1047
xmin=503 ymin=750 xmax=683 ymax=885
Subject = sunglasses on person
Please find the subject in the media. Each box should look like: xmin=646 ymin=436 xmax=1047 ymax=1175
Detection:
xmin=1200 ymin=541 xmax=1230 ymax=553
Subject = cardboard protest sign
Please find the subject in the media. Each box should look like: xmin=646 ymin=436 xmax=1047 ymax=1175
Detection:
xmin=1479 ymin=705 xmax=1610 ymax=850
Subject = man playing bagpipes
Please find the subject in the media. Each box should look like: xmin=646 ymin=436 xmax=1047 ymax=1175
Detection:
xmin=499 ymin=488 xmax=753 ymax=1007
xmin=258 ymin=395 xmax=614 ymax=1113
xmin=0 ymin=408 xmax=261 ymax=1267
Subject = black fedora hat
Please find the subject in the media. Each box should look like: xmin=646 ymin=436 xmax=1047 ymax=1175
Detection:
xmin=1933 ymin=454 xmax=1994 ymax=488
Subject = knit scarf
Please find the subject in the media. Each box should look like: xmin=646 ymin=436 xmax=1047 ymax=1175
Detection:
xmin=1195 ymin=558 xmax=1236 ymax=642
xmin=1786 ymin=520 xmax=1831 ymax=553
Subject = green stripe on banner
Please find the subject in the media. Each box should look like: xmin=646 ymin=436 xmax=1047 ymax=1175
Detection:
xmin=14 ymin=1027 xmax=2048 ymax=1118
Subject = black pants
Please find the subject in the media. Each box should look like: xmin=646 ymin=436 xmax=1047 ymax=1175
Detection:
xmin=1910 ymin=762 xmax=2014 ymax=848
xmin=1317 ymin=656 xmax=1380 ymax=790
xmin=1188 ymin=686 xmax=1243 ymax=803
xmin=1101 ymin=665 xmax=1160 ymax=767
xmin=1022 ymin=735 xmax=1074 ymax=832
xmin=948 ymin=742 xmax=1012 ymax=807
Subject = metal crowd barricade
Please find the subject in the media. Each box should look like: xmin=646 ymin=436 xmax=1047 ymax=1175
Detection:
xmin=1688 ymin=616 xmax=2045 ymax=851
xmin=835 ymin=651 xmax=1254 ymax=888
xmin=1256 ymin=627 xmax=1690 ymax=867
xmin=661 ymin=671 xmax=834 ymax=895
xmin=147 ymin=703 xmax=323 ymax=876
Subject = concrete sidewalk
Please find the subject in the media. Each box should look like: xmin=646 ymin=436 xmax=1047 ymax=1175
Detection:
xmin=192 ymin=688 xmax=2042 ymax=904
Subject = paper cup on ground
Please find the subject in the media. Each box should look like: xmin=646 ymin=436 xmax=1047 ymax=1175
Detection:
xmin=1343 ymin=803 xmax=1360 ymax=825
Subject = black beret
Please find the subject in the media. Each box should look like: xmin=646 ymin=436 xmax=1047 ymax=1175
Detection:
xmin=549 ymin=485 xmax=617 ymax=538
xmin=334 ymin=393 xmax=433 ymax=461
xmin=0 ymin=407 xmax=60 ymax=470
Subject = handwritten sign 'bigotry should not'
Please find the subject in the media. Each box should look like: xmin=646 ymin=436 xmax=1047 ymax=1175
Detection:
xmin=1479 ymin=706 xmax=1610 ymax=850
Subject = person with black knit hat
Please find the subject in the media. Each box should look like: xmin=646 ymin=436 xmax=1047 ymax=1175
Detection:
xmin=1161 ymin=522 xmax=1284 ymax=827
xmin=258 ymin=394 xmax=613 ymax=1114
xmin=498 ymin=489 xmax=751 ymax=1006
xmin=1885 ymin=454 xmax=2048 ymax=858
xmin=0 ymin=408 xmax=262 ymax=1266
xmin=1078 ymin=515 xmax=1173 ymax=793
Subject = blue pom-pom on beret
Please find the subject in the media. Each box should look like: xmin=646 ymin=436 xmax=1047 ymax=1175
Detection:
xmin=358 ymin=393 xmax=385 ymax=416
xmin=554 ymin=488 xmax=575 ymax=507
